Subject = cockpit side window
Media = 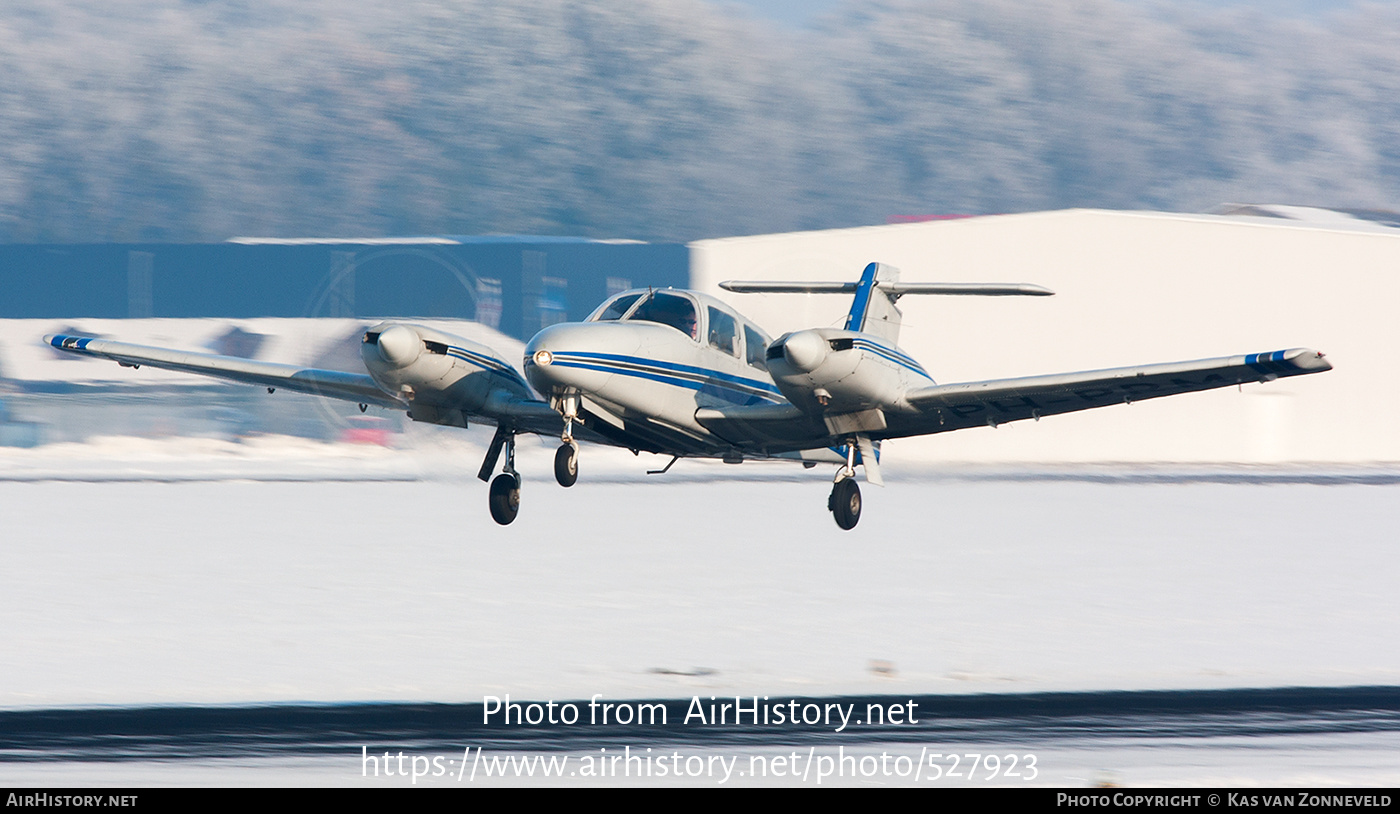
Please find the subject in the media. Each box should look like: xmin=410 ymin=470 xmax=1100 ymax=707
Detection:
xmin=744 ymin=324 xmax=769 ymax=371
xmin=707 ymin=306 xmax=739 ymax=357
xmin=591 ymin=293 xmax=642 ymax=322
xmin=627 ymin=292 xmax=698 ymax=339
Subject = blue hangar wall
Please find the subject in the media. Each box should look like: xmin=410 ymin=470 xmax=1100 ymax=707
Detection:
xmin=0 ymin=237 xmax=689 ymax=340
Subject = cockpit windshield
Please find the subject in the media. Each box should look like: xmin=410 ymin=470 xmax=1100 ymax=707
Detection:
xmin=592 ymin=293 xmax=642 ymax=321
xmin=625 ymin=291 xmax=699 ymax=339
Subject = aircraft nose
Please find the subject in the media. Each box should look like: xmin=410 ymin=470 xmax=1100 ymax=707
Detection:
xmin=525 ymin=322 xmax=639 ymax=395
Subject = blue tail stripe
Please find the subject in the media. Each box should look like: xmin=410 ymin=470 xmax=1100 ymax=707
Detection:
xmin=843 ymin=263 xmax=880 ymax=332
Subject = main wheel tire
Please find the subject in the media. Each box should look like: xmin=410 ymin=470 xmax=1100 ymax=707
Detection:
xmin=830 ymin=478 xmax=862 ymax=530
xmin=554 ymin=443 xmax=578 ymax=487
xmin=489 ymin=473 xmax=521 ymax=525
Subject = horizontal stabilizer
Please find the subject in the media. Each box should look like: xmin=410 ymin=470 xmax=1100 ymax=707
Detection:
xmin=719 ymin=280 xmax=1053 ymax=297
xmin=724 ymin=263 xmax=1052 ymax=344
xmin=882 ymin=282 xmax=1053 ymax=297
xmin=720 ymin=281 xmax=855 ymax=294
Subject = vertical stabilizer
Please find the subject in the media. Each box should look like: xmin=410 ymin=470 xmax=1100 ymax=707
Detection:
xmin=844 ymin=262 xmax=903 ymax=343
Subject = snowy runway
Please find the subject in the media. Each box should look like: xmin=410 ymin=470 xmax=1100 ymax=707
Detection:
xmin=3 ymin=474 xmax=1398 ymax=709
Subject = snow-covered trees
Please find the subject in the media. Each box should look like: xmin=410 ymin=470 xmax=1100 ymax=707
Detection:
xmin=0 ymin=0 xmax=1396 ymax=242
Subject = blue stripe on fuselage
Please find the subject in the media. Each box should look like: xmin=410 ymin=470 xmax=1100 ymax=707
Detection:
xmin=553 ymin=351 xmax=783 ymax=396
xmin=447 ymin=346 xmax=530 ymax=389
xmin=549 ymin=359 xmax=778 ymax=406
xmin=852 ymin=338 xmax=933 ymax=380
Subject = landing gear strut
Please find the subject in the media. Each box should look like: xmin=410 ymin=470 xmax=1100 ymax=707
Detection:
xmin=828 ymin=440 xmax=862 ymax=530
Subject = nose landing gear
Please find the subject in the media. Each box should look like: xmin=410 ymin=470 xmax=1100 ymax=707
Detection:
xmin=554 ymin=441 xmax=579 ymax=487
xmin=553 ymin=394 xmax=580 ymax=488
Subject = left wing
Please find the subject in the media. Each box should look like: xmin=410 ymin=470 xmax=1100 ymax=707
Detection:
xmin=45 ymin=333 xmax=406 ymax=409
xmin=898 ymin=347 xmax=1331 ymax=435
xmin=697 ymin=348 xmax=1330 ymax=448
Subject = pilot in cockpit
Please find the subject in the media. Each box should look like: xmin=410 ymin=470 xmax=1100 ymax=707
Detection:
xmin=630 ymin=292 xmax=698 ymax=340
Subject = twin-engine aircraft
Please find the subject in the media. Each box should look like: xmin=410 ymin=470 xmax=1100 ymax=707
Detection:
xmin=45 ymin=262 xmax=1331 ymax=529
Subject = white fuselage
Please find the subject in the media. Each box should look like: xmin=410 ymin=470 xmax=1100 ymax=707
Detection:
xmin=360 ymin=290 xmax=944 ymax=456
xmin=520 ymin=288 xmax=938 ymax=456
xmin=524 ymin=319 xmax=785 ymax=454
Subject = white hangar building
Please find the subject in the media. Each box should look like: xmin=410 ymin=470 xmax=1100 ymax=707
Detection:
xmin=690 ymin=207 xmax=1400 ymax=466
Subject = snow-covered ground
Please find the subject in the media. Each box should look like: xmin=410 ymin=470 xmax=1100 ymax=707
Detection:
xmin=3 ymin=445 xmax=1398 ymax=710
xmin=3 ymin=437 xmax=1398 ymax=786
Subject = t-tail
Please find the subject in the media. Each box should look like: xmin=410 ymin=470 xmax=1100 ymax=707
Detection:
xmin=844 ymin=262 xmax=902 ymax=341
xmin=719 ymin=262 xmax=1054 ymax=344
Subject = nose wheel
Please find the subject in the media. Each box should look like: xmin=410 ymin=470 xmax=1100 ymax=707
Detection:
xmin=829 ymin=477 xmax=862 ymax=530
xmin=554 ymin=442 xmax=579 ymax=487
xmin=552 ymin=393 xmax=581 ymax=488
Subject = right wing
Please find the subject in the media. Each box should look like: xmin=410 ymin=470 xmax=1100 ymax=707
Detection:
xmin=45 ymin=332 xmax=592 ymax=439
xmin=899 ymin=347 xmax=1331 ymax=434
xmin=45 ymin=333 xmax=406 ymax=409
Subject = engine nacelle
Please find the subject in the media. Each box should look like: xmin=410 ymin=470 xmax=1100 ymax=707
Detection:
xmin=779 ymin=329 xmax=828 ymax=372
xmin=370 ymin=324 xmax=421 ymax=367
xmin=766 ymin=328 xmax=907 ymax=414
xmin=361 ymin=322 xmax=528 ymax=416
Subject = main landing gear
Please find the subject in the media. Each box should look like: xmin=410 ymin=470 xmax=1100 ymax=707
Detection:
xmin=479 ymin=425 xmax=522 ymax=526
xmin=829 ymin=476 xmax=861 ymax=530
xmin=828 ymin=441 xmax=863 ymax=530
xmin=477 ymin=397 xmax=584 ymax=525
xmin=489 ymin=471 xmax=521 ymax=526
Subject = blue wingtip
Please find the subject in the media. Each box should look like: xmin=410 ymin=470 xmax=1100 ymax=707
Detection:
xmin=45 ymin=334 xmax=92 ymax=351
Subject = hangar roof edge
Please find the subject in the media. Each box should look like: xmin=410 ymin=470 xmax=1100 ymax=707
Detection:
xmin=688 ymin=207 xmax=1400 ymax=248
